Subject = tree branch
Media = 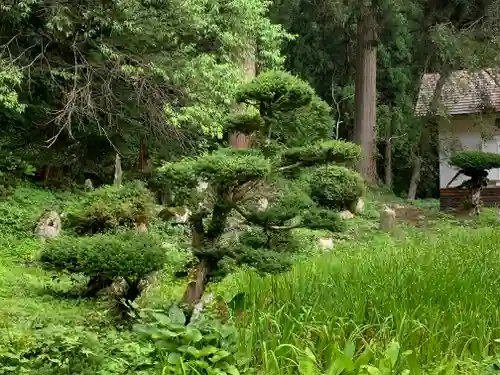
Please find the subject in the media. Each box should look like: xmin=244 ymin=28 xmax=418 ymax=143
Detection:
xmin=446 ymin=170 xmax=463 ymax=187
xmin=278 ymin=162 xmax=302 ymax=172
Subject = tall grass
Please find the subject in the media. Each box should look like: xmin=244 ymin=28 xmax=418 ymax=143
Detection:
xmin=235 ymin=228 xmax=500 ymax=373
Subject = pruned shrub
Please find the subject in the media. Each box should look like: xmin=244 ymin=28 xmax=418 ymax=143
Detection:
xmin=236 ymin=70 xmax=314 ymax=112
xmin=280 ymin=140 xmax=361 ymax=168
xmin=64 ymin=181 xmax=154 ymax=234
xmin=39 ymin=232 xmax=166 ymax=300
xmin=154 ymin=70 xmax=363 ymax=309
xmin=307 ymin=166 xmax=364 ymax=210
xmin=450 ymin=151 xmax=500 ymax=172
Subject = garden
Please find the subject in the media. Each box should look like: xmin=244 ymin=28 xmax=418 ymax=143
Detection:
xmin=1 ymin=70 xmax=500 ymax=375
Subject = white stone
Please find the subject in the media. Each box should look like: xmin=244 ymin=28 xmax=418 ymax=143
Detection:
xmin=136 ymin=222 xmax=148 ymax=233
xmin=35 ymin=211 xmax=61 ymax=240
xmin=318 ymin=237 xmax=334 ymax=250
xmin=196 ymin=179 xmax=209 ymax=193
xmin=350 ymin=197 xmax=364 ymax=213
xmin=84 ymin=178 xmax=93 ymax=190
xmin=257 ymin=198 xmax=268 ymax=211
xmin=379 ymin=206 xmax=396 ymax=231
xmin=191 ymin=292 xmax=215 ymax=322
xmin=339 ymin=210 xmax=354 ymax=220
xmin=173 ymin=208 xmax=191 ymax=223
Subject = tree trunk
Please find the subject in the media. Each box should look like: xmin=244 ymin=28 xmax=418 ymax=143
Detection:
xmin=138 ymin=139 xmax=147 ymax=170
xmin=84 ymin=275 xmax=113 ymax=298
xmin=353 ymin=8 xmax=378 ymax=183
xmin=471 ymin=186 xmax=481 ymax=215
xmin=182 ymin=258 xmax=211 ymax=307
xmin=407 ymin=156 xmax=421 ymax=200
xmin=384 ymin=116 xmax=392 ymax=187
xmin=229 ymin=50 xmax=257 ymax=149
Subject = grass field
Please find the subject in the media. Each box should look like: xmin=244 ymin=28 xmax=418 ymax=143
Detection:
xmin=229 ymin=226 xmax=500 ymax=373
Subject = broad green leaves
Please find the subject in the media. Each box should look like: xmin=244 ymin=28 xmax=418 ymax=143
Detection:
xmin=134 ymin=307 xmax=243 ymax=375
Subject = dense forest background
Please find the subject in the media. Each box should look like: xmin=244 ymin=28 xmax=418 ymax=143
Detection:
xmin=1 ymin=0 xmax=500 ymax=198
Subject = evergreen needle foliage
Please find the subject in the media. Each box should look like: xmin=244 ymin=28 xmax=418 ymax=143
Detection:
xmin=154 ymin=70 xmax=363 ymax=307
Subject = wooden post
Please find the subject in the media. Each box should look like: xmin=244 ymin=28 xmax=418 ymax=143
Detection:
xmin=114 ymin=153 xmax=122 ymax=187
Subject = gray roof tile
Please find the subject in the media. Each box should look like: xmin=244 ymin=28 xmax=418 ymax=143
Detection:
xmin=415 ymin=70 xmax=500 ymax=116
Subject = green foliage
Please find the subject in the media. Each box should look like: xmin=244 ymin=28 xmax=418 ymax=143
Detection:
xmin=224 ymin=110 xmax=264 ymax=135
xmin=0 ymin=324 xmax=155 ymax=375
xmin=40 ymin=232 xmax=166 ymax=288
xmin=134 ymin=306 xmax=244 ymax=375
xmin=0 ymin=59 xmax=24 ymax=112
xmin=270 ymin=95 xmax=333 ymax=147
xmin=449 ymin=151 xmax=500 ymax=172
xmin=0 ymin=0 xmax=290 ymax=186
xmin=65 ymin=181 xmax=155 ymax=234
xmin=296 ymin=340 xmax=418 ymax=375
xmin=236 ymin=70 xmax=315 ymax=113
xmin=307 ymin=166 xmax=364 ymax=210
xmin=155 ymin=149 xmax=272 ymax=206
xmin=280 ymin=140 xmax=361 ymax=168
xmin=0 ymin=185 xmax=66 ymax=236
xmin=236 ymin=227 xmax=500 ymax=373
xmin=197 ymin=149 xmax=272 ymax=186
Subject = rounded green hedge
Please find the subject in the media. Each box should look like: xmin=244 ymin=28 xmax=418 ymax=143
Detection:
xmin=450 ymin=151 xmax=500 ymax=171
xmin=64 ymin=181 xmax=155 ymax=234
xmin=40 ymin=232 xmax=166 ymax=283
xmin=308 ymin=166 xmax=364 ymax=210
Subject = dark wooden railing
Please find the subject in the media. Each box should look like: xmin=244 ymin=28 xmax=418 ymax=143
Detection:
xmin=440 ymin=187 xmax=500 ymax=211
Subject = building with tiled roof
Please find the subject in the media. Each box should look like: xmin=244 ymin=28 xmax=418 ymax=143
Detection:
xmin=416 ymin=70 xmax=500 ymax=210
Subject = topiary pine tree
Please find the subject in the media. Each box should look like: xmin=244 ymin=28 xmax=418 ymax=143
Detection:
xmin=230 ymin=70 xmax=333 ymax=150
xmin=154 ymin=70 xmax=362 ymax=310
xmin=448 ymin=151 xmax=500 ymax=215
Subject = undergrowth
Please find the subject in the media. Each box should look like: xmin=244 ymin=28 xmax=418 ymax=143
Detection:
xmin=2 ymin=185 xmax=500 ymax=374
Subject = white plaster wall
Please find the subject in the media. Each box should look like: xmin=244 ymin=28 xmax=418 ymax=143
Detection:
xmin=439 ymin=115 xmax=499 ymax=188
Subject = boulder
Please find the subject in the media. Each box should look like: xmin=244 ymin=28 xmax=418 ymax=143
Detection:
xmin=257 ymin=198 xmax=269 ymax=211
xmin=158 ymin=206 xmax=191 ymax=224
xmin=318 ymin=237 xmax=333 ymax=250
xmin=34 ymin=211 xmax=61 ymax=240
xmin=339 ymin=210 xmax=354 ymax=220
xmin=84 ymin=178 xmax=93 ymax=190
xmin=136 ymin=222 xmax=148 ymax=233
xmin=351 ymin=197 xmax=364 ymax=214
xmin=379 ymin=206 xmax=396 ymax=231
xmin=196 ymin=179 xmax=209 ymax=193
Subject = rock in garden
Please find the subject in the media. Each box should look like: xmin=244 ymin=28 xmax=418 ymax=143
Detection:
xmin=84 ymin=178 xmax=93 ymax=190
xmin=318 ymin=237 xmax=333 ymax=250
xmin=34 ymin=211 xmax=61 ymax=240
xmin=113 ymin=153 xmax=123 ymax=187
xmin=339 ymin=210 xmax=354 ymax=220
xmin=158 ymin=206 xmax=191 ymax=223
xmin=257 ymin=198 xmax=268 ymax=211
xmin=173 ymin=207 xmax=191 ymax=223
xmin=192 ymin=292 xmax=215 ymax=322
xmin=350 ymin=198 xmax=364 ymax=214
xmin=136 ymin=222 xmax=148 ymax=233
xmin=379 ymin=206 xmax=396 ymax=231
xmin=196 ymin=179 xmax=209 ymax=193
xmin=107 ymin=277 xmax=128 ymax=298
